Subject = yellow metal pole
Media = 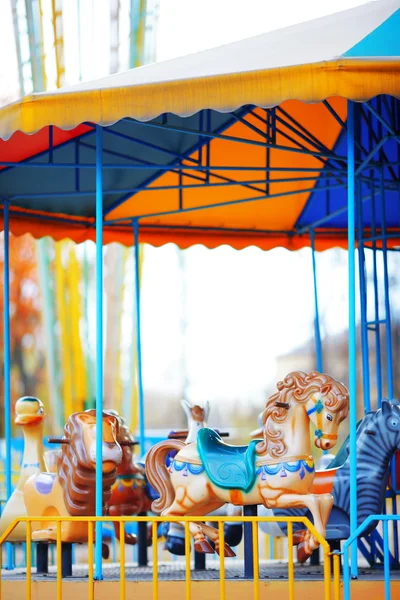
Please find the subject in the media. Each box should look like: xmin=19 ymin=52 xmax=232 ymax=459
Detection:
xmin=26 ymin=521 xmax=32 ymax=600
xmin=287 ymin=522 xmax=295 ymax=600
xmin=120 ymin=522 xmax=126 ymax=600
xmin=55 ymin=242 xmax=73 ymax=421
xmin=324 ymin=544 xmax=332 ymax=600
xmin=66 ymin=243 xmax=88 ymax=411
xmin=184 ymin=522 xmax=191 ymax=600
xmin=88 ymin=521 xmax=94 ymax=600
xmin=252 ymin=521 xmax=259 ymax=600
xmin=152 ymin=521 xmax=158 ymax=600
xmin=135 ymin=0 xmax=147 ymax=67
xmin=51 ymin=0 xmax=65 ymax=88
xmin=218 ymin=522 xmax=226 ymax=600
xmin=333 ymin=553 xmax=341 ymax=600
xmin=57 ymin=521 xmax=62 ymax=600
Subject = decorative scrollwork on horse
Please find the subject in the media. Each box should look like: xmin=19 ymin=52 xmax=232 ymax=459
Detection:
xmin=256 ymin=371 xmax=349 ymax=458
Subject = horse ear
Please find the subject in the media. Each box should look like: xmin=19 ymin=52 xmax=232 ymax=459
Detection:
xmin=381 ymin=399 xmax=392 ymax=415
xmin=180 ymin=398 xmax=191 ymax=414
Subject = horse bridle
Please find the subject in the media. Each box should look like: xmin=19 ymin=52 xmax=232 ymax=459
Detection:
xmin=307 ymin=396 xmax=338 ymax=441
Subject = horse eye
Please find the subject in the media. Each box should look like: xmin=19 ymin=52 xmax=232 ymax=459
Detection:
xmin=391 ymin=419 xmax=398 ymax=427
xmin=326 ymin=414 xmax=333 ymax=421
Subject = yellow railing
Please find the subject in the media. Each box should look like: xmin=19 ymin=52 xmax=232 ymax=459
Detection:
xmin=0 ymin=515 xmax=339 ymax=600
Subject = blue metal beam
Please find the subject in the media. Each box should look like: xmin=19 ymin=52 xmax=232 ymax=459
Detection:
xmin=105 ymin=182 xmax=346 ymax=224
xmin=122 ymin=117 xmax=348 ymax=162
xmin=347 ymin=100 xmax=358 ymax=578
xmin=103 ymin=106 xmax=254 ymax=215
xmin=310 ymin=230 xmax=323 ymax=372
xmin=3 ymin=198 xmax=13 ymax=570
xmin=9 ymin=175 xmax=341 ymax=201
xmin=0 ymin=128 xmax=96 ymax=177
xmin=95 ymin=125 xmax=103 ymax=580
xmin=0 ymin=161 xmax=346 ymax=173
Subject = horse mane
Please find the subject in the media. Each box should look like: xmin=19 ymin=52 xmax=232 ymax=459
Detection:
xmin=57 ymin=412 xmax=118 ymax=516
xmin=256 ymin=371 xmax=349 ymax=458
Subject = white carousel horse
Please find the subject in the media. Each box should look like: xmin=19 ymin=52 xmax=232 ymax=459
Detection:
xmin=165 ymin=399 xmax=243 ymax=553
xmin=146 ymin=371 xmax=349 ymax=562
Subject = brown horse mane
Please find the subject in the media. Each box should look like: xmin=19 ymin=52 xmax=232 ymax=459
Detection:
xmin=256 ymin=371 xmax=349 ymax=459
xmin=57 ymin=412 xmax=119 ymax=516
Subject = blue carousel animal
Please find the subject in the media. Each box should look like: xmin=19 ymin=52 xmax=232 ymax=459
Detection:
xmin=258 ymin=398 xmax=400 ymax=553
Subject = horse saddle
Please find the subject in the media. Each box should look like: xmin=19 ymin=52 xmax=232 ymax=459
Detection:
xmin=197 ymin=428 xmax=261 ymax=493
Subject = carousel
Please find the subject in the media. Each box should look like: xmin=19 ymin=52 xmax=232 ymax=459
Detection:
xmin=1 ymin=1 xmax=400 ymax=599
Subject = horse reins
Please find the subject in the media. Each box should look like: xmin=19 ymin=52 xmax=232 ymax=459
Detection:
xmin=307 ymin=396 xmax=338 ymax=441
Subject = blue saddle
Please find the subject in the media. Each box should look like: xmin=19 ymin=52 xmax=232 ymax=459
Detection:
xmin=197 ymin=428 xmax=261 ymax=493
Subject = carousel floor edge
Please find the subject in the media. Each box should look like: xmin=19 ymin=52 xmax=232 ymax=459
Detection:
xmin=2 ymin=561 xmax=400 ymax=581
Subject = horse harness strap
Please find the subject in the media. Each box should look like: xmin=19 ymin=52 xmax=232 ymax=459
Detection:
xmin=255 ymin=454 xmax=313 ymax=467
xmin=307 ymin=397 xmax=338 ymax=440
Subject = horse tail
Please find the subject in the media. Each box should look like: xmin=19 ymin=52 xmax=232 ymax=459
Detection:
xmin=146 ymin=440 xmax=185 ymax=514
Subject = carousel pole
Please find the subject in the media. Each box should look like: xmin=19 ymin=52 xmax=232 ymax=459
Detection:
xmin=132 ymin=218 xmax=147 ymax=567
xmin=3 ymin=199 xmax=14 ymax=570
xmin=95 ymin=125 xmax=104 ymax=580
xmin=310 ymin=229 xmax=323 ymax=373
xmin=347 ymin=100 xmax=358 ymax=578
xmin=132 ymin=219 xmax=145 ymax=454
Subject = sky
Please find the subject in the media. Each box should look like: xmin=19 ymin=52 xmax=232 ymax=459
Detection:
xmin=156 ymin=0 xmax=368 ymax=61
xmin=0 ymin=0 xmax=386 ymax=422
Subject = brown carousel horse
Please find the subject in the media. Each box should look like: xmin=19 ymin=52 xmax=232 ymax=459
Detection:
xmin=23 ymin=411 xmax=123 ymax=543
xmin=93 ymin=410 xmax=152 ymax=558
xmin=146 ymin=371 xmax=349 ymax=562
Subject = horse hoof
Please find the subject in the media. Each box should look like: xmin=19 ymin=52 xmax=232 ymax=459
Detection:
xmin=194 ymin=539 xmax=215 ymax=554
xmin=102 ymin=543 xmax=110 ymax=560
xmin=215 ymin=542 xmax=236 ymax=558
xmin=292 ymin=529 xmax=307 ymax=546
xmin=297 ymin=541 xmax=312 ymax=564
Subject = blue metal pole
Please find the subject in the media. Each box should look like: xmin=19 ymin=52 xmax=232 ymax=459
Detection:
xmin=348 ymin=101 xmax=358 ymax=578
xmin=95 ymin=125 xmax=103 ymax=580
xmin=3 ymin=198 xmax=14 ymax=570
xmin=132 ymin=219 xmax=145 ymax=454
xmin=383 ymin=520 xmax=390 ymax=599
xmin=380 ymin=169 xmax=394 ymax=398
xmin=356 ymin=178 xmax=371 ymax=414
xmin=310 ymin=229 xmax=323 ymax=372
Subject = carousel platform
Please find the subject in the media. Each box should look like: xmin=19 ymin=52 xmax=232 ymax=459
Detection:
xmin=2 ymin=559 xmax=400 ymax=581
xmin=1 ymin=560 xmax=400 ymax=600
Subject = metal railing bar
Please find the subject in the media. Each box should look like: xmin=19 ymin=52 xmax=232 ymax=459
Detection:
xmin=88 ymin=522 xmax=94 ymax=600
xmin=252 ymin=521 xmax=259 ymax=600
xmin=26 ymin=521 xmax=31 ymax=600
xmin=184 ymin=522 xmax=191 ymax=600
xmin=57 ymin=521 xmax=62 ymax=600
xmin=152 ymin=521 xmax=158 ymax=600
xmin=333 ymin=552 xmax=341 ymax=600
xmin=287 ymin=522 xmax=294 ymax=600
xmin=120 ymin=522 xmax=125 ymax=600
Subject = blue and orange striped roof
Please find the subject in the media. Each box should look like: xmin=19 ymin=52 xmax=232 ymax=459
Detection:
xmin=0 ymin=0 xmax=399 ymax=250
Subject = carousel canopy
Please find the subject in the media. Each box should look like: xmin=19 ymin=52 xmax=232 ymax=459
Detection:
xmin=0 ymin=0 xmax=399 ymax=250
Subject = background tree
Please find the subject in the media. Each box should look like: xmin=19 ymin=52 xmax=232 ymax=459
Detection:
xmin=0 ymin=233 xmax=46 ymax=436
